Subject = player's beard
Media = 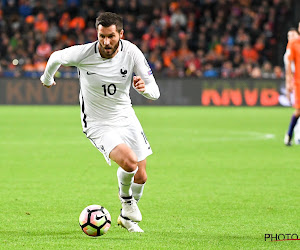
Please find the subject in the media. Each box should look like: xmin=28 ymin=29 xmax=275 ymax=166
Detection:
xmin=99 ymin=40 xmax=120 ymax=58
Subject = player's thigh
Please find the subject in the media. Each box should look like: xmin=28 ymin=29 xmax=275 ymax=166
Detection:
xmin=121 ymin=118 xmax=152 ymax=162
xmin=86 ymin=127 xmax=123 ymax=165
xmin=109 ymin=143 xmax=138 ymax=172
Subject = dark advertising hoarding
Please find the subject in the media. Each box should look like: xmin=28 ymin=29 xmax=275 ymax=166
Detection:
xmin=0 ymin=78 xmax=291 ymax=106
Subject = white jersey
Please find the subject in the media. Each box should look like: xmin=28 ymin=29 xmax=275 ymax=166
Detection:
xmin=40 ymin=39 xmax=160 ymax=130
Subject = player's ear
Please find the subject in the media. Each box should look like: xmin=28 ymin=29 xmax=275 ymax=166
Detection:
xmin=120 ymin=29 xmax=124 ymax=39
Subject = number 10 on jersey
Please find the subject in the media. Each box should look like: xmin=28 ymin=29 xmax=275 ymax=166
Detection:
xmin=102 ymin=84 xmax=116 ymax=96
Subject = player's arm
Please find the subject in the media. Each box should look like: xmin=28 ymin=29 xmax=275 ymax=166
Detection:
xmin=132 ymin=45 xmax=160 ymax=100
xmin=40 ymin=46 xmax=81 ymax=88
xmin=40 ymin=50 xmax=62 ymax=88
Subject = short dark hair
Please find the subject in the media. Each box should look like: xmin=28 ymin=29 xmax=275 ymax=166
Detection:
xmin=95 ymin=12 xmax=123 ymax=32
xmin=289 ymin=27 xmax=299 ymax=34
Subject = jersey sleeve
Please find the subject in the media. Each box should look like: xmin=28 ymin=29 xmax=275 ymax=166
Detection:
xmin=40 ymin=45 xmax=83 ymax=86
xmin=131 ymin=44 xmax=160 ymax=100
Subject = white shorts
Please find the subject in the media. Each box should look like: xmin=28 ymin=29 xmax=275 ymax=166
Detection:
xmin=85 ymin=113 xmax=152 ymax=165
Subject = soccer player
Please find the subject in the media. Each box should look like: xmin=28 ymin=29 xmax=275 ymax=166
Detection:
xmin=284 ymin=25 xmax=300 ymax=146
xmin=40 ymin=12 xmax=160 ymax=232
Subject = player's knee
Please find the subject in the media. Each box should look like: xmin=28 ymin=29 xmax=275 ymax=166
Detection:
xmin=122 ymin=155 xmax=138 ymax=172
xmin=135 ymin=172 xmax=147 ymax=184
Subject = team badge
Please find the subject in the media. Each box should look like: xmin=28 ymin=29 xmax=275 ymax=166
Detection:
xmin=120 ymin=67 xmax=127 ymax=77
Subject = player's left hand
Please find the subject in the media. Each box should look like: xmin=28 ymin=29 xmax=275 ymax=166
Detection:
xmin=133 ymin=76 xmax=145 ymax=93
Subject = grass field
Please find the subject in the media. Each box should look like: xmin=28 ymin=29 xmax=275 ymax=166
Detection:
xmin=1 ymin=106 xmax=300 ymax=249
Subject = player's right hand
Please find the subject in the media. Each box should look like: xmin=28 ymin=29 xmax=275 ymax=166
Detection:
xmin=42 ymin=81 xmax=56 ymax=88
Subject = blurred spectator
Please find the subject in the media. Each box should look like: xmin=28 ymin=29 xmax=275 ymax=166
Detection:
xmin=221 ymin=61 xmax=234 ymax=78
xmin=23 ymin=57 xmax=35 ymax=72
xmin=34 ymin=55 xmax=47 ymax=72
xmin=36 ymin=37 xmax=52 ymax=58
xmin=19 ymin=0 xmax=32 ymax=18
xmin=34 ymin=12 xmax=49 ymax=34
xmin=69 ymin=15 xmax=86 ymax=31
xmin=242 ymin=43 xmax=259 ymax=64
xmin=273 ymin=65 xmax=284 ymax=79
xmin=162 ymin=46 xmax=176 ymax=69
xmin=203 ymin=63 xmax=219 ymax=78
xmin=3 ymin=0 xmax=19 ymax=16
xmin=170 ymin=6 xmax=186 ymax=28
xmin=250 ymin=66 xmax=262 ymax=78
xmin=47 ymin=21 xmax=61 ymax=43
xmin=185 ymin=52 xmax=202 ymax=77
xmin=261 ymin=61 xmax=273 ymax=78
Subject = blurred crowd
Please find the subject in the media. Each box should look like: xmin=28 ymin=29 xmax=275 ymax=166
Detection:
xmin=0 ymin=0 xmax=293 ymax=78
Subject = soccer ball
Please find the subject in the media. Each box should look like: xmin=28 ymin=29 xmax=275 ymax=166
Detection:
xmin=79 ymin=205 xmax=111 ymax=237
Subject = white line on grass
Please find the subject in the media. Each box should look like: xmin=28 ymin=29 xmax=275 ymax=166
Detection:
xmin=199 ymin=131 xmax=275 ymax=142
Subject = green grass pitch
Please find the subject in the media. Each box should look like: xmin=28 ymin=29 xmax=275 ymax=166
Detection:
xmin=1 ymin=106 xmax=300 ymax=249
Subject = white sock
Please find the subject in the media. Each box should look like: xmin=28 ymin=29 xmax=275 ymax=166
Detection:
xmin=117 ymin=167 xmax=138 ymax=198
xmin=132 ymin=183 xmax=145 ymax=202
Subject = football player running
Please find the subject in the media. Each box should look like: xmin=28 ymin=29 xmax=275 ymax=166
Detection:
xmin=40 ymin=12 xmax=160 ymax=232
